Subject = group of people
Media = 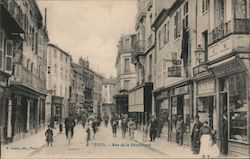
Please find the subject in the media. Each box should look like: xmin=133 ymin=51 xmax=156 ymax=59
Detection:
xmin=45 ymin=115 xmax=76 ymax=147
xmin=174 ymin=114 xmax=227 ymax=158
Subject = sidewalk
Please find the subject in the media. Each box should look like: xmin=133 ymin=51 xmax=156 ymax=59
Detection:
xmin=1 ymin=127 xmax=60 ymax=159
xmin=133 ymin=130 xmax=200 ymax=158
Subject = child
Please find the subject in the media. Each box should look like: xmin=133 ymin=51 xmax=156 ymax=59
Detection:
xmin=59 ymin=123 xmax=63 ymax=134
xmin=45 ymin=125 xmax=53 ymax=147
xmin=86 ymin=123 xmax=91 ymax=146
xmin=112 ymin=120 xmax=118 ymax=137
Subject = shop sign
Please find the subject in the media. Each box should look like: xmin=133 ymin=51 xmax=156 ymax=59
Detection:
xmin=174 ymin=86 xmax=188 ymax=95
xmin=212 ymin=60 xmax=243 ymax=78
xmin=156 ymin=91 xmax=168 ymax=100
xmin=0 ymin=75 xmax=7 ymax=87
xmin=197 ymin=79 xmax=215 ymax=95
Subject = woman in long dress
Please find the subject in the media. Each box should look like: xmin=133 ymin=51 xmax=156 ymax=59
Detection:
xmin=199 ymin=121 xmax=220 ymax=158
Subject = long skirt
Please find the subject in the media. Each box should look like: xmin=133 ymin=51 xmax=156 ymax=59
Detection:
xmin=199 ymin=134 xmax=213 ymax=156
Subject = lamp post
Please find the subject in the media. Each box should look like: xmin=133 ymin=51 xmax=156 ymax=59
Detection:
xmin=195 ymin=45 xmax=205 ymax=65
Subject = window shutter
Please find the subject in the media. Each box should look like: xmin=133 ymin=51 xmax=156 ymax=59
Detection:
xmin=5 ymin=40 xmax=13 ymax=73
xmin=0 ymin=31 xmax=4 ymax=70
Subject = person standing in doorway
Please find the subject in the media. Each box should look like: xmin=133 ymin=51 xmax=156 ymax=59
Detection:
xmin=176 ymin=115 xmax=184 ymax=146
xmin=149 ymin=115 xmax=157 ymax=141
xmin=191 ymin=115 xmax=203 ymax=154
xmin=221 ymin=114 xmax=228 ymax=155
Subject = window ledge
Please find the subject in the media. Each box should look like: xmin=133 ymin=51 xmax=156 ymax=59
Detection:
xmin=228 ymin=139 xmax=249 ymax=145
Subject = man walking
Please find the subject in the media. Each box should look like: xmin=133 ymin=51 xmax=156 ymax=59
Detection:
xmin=149 ymin=115 xmax=157 ymax=141
xmin=65 ymin=114 xmax=76 ymax=139
xmin=191 ymin=115 xmax=203 ymax=154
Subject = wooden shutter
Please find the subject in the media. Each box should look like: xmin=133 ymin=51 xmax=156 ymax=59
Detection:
xmin=0 ymin=31 xmax=4 ymax=70
xmin=5 ymin=40 xmax=13 ymax=73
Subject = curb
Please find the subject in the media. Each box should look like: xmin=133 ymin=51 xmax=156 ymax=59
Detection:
xmin=133 ymin=138 xmax=169 ymax=157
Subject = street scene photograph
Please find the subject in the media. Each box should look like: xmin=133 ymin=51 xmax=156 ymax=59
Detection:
xmin=0 ymin=0 xmax=250 ymax=158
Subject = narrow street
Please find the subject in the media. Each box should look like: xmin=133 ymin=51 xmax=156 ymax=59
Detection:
xmin=29 ymin=124 xmax=166 ymax=159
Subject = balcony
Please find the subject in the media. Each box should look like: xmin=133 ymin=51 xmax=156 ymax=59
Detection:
xmin=209 ymin=19 xmax=250 ymax=45
xmin=11 ymin=65 xmax=46 ymax=94
xmin=134 ymin=40 xmax=145 ymax=57
xmin=147 ymin=35 xmax=153 ymax=49
xmin=0 ymin=0 xmax=24 ymax=33
xmin=208 ymin=19 xmax=250 ymax=61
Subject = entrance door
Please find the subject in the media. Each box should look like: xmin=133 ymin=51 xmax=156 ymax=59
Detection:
xmin=177 ymin=96 xmax=184 ymax=117
xmin=219 ymin=78 xmax=229 ymax=155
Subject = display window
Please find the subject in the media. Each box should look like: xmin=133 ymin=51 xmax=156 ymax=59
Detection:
xmin=229 ymin=73 xmax=247 ymax=142
xmin=171 ymin=94 xmax=190 ymax=134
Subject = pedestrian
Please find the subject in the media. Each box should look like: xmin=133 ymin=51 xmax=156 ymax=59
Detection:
xmin=142 ymin=122 xmax=149 ymax=142
xmin=112 ymin=119 xmax=118 ymax=137
xmin=59 ymin=122 xmax=63 ymax=134
xmin=121 ymin=118 xmax=128 ymax=139
xmin=128 ymin=118 xmax=136 ymax=140
xmin=199 ymin=121 xmax=212 ymax=158
xmin=191 ymin=115 xmax=203 ymax=154
xmin=65 ymin=114 xmax=76 ymax=139
xmin=103 ymin=112 xmax=109 ymax=128
xmin=176 ymin=115 xmax=184 ymax=146
xmin=45 ymin=125 xmax=53 ymax=147
xmin=158 ymin=117 xmax=164 ymax=138
xmin=92 ymin=119 xmax=97 ymax=139
xmin=81 ymin=114 xmax=87 ymax=128
xmin=86 ymin=123 xmax=91 ymax=146
xmin=221 ymin=113 xmax=228 ymax=155
xmin=149 ymin=115 xmax=157 ymax=141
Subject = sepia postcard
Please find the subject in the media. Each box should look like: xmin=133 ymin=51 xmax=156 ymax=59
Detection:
xmin=1 ymin=0 xmax=250 ymax=158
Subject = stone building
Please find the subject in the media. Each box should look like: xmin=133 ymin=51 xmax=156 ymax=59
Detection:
xmin=0 ymin=0 xmax=48 ymax=143
xmin=114 ymin=34 xmax=137 ymax=115
xmin=69 ymin=62 xmax=85 ymax=119
xmin=101 ymin=78 xmax=117 ymax=115
xmin=93 ymin=72 xmax=103 ymax=114
xmin=46 ymin=44 xmax=71 ymax=125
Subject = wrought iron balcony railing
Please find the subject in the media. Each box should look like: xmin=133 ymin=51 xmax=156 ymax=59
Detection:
xmin=11 ymin=65 xmax=46 ymax=93
xmin=209 ymin=19 xmax=250 ymax=44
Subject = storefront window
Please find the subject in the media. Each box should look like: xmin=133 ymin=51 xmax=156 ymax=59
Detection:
xmin=184 ymin=94 xmax=191 ymax=134
xmin=171 ymin=97 xmax=177 ymax=132
xmin=229 ymin=73 xmax=247 ymax=142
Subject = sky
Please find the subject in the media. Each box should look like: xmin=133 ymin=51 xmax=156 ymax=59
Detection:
xmin=37 ymin=0 xmax=137 ymax=77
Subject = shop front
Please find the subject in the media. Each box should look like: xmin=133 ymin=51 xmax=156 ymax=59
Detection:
xmin=128 ymin=82 xmax=153 ymax=129
xmin=194 ymin=55 xmax=250 ymax=156
xmin=169 ymin=83 xmax=193 ymax=146
xmin=154 ymin=79 xmax=193 ymax=146
xmin=210 ymin=58 xmax=249 ymax=157
xmin=51 ymin=96 xmax=63 ymax=128
xmin=155 ymin=91 xmax=169 ymax=138
xmin=0 ymin=71 xmax=10 ymax=143
xmin=113 ymin=90 xmax=128 ymax=115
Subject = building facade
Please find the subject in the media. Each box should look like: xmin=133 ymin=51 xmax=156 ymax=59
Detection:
xmin=69 ymin=62 xmax=85 ymax=119
xmin=79 ymin=57 xmax=94 ymax=114
xmin=129 ymin=0 xmax=157 ymax=128
xmin=101 ymin=78 xmax=117 ymax=115
xmin=149 ymin=0 xmax=250 ymax=157
xmin=114 ymin=34 xmax=137 ymax=115
xmin=46 ymin=43 xmax=71 ymax=125
xmin=193 ymin=0 xmax=250 ymax=157
xmin=1 ymin=0 xmax=48 ymax=143
xmin=93 ymin=72 xmax=103 ymax=114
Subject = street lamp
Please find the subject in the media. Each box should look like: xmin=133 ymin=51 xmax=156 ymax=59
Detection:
xmin=195 ymin=45 xmax=205 ymax=65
